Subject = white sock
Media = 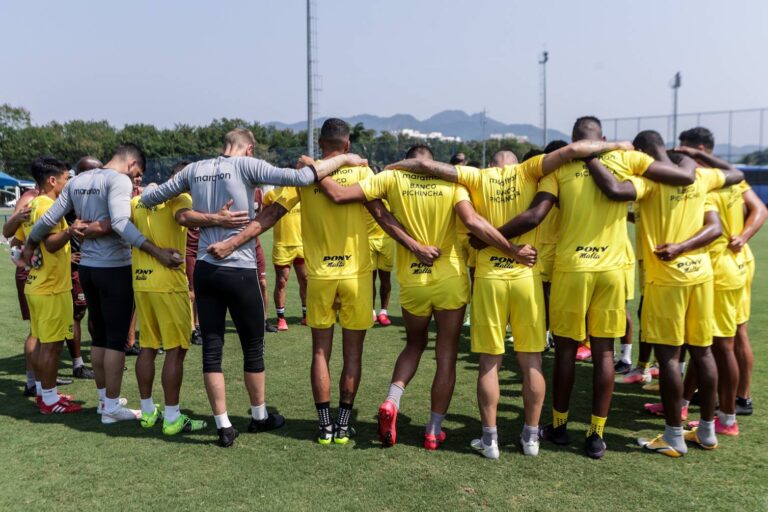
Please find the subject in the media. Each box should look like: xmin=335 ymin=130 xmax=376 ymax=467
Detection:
xmin=97 ymin=388 xmax=106 ymax=401
xmin=717 ymin=410 xmax=737 ymax=427
xmin=373 ymin=309 xmax=377 ymax=316
xmin=251 ymin=403 xmax=268 ymax=421
xmin=104 ymin=397 xmax=120 ymax=414
xmin=679 ymin=361 xmax=687 ymax=375
xmin=379 ymin=309 xmax=388 ymax=316
xmin=214 ymin=412 xmax=232 ymax=429
xmin=42 ymin=387 xmax=59 ymax=406
xmin=73 ymin=356 xmax=84 ymax=369
xmin=620 ymin=344 xmax=632 ymax=364
xmin=164 ymin=404 xmax=181 ymax=423
xmin=682 ymin=399 xmax=690 ymax=408
xmin=35 ymin=381 xmax=43 ymax=396
xmin=140 ymin=398 xmax=155 ymax=415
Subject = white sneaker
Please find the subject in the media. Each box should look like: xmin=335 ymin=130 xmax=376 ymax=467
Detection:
xmin=96 ymin=397 xmax=128 ymax=415
xmin=463 ymin=317 xmax=471 ymax=327
xmin=101 ymin=405 xmax=140 ymax=424
xmin=520 ymin=436 xmax=540 ymax=456
xmin=470 ymin=438 xmax=500 ymax=460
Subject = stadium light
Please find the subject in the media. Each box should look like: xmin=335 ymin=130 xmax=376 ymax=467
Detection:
xmin=539 ymin=51 xmax=549 ymax=147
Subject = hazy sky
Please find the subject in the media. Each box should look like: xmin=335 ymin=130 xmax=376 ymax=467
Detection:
xmin=2 ymin=0 xmax=767 ymax=137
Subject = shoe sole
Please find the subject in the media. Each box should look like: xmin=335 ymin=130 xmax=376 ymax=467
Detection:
xmin=378 ymin=407 xmax=396 ymax=447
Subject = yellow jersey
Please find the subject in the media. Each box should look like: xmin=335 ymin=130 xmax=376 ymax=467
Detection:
xmin=130 ymin=193 xmax=191 ymax=292
xmin=633 ymin=168 xmax=726 ymax=286
xmin=358 ymin=169 xmax=469 ymax=287
xmin=365 ymin=198 xmax=390 ymax=240
xmin=537 ymin=204 xmax=560 ymax=245
xmin=264 ymin=187 xmax=302 ymax=247
xmin=537 ymin=154 xmax=647 ymax=272
xmin=276 ymin=164 xmax=373 ymax=279
xmin=15 ymin=195 xmax=72 ymax=295
xmin=735 ymin=180 xmax=755 ymax=264
xmin=456 ymin=154 xmax=545 ymax=280
xmin=705 ymin=184 xmax=748 ymax=290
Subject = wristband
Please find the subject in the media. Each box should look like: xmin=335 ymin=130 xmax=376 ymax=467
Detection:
xmin=309 ymin=164 xmax=319 ymax=182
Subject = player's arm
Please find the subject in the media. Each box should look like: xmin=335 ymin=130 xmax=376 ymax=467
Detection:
xmin=140 ymin=168 xmax=190 ymax=208
xmin=43 ymin=220 xmax=88 ymax=253
xmin=456 ymin=201 xmax=537 ymax=266
xmin=585 ymin=157 xmax=638 ymax=201
xmin=673 ymin=147 xmax=745 ymax=185
xmin=470 ymin=192 xmax=557 ymax=250
xmin=22 ymin=185 xmax=73 ymax=264
xmin=384 ymin=159 xmax=459 ymax=182
xmin=730 ymin=187 xmax=768 ymax=252
xmin=642 ymin=154 xmax=697 ymax=185
xmin=541 ymin=140 xmax=634 ymax=175
xmin=365 ymin=200 xmax=441 ymax=265
xmin=175 ymin=200 xmax=250 ymax=229
xmin=316 ymin=178 xmax=368 ymax=204
xmin=2 ymin=192 xmax=35 ymax=238
xmin=654 ymin=211 xmax=722 ymax=262
xmin=81 ymin=219 xmax=113 ymax=239
xmin=206 ymin=203 xmax=289 ymax=260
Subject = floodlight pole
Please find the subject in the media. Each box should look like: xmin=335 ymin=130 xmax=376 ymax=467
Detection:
xmin=481 ymin=108 xmax=487 ymax=167
xmin=539 ymin=51 xmax=549 ymax=147
xmin=671 ymin=72 xmax=681 ymax=147
xmin=307 ymin=0 xmax=316 ymax=158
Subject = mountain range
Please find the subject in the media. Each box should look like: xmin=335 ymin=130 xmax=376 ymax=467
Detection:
xmin=268 ymin=109 xmax=570 ymax=144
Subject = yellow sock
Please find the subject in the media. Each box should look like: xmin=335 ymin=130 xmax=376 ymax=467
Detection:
xmin=638 ymin=360 xmax=650 ymax=370
xmin=553 ymin=409 xmax=568 ymax=428
xmin=587 ymin=415 xmax=607 ymax=438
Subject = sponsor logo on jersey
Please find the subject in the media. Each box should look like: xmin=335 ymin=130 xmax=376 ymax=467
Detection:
xmin=323 ymin=255 xmax=351 ymax=268
xmin=575 ymin=245 xmax=608 ymax=260
xmin=409 ymin=262 xmax=433 ymax=274
xmin=193 ymin=172 xmax=231 ymax=183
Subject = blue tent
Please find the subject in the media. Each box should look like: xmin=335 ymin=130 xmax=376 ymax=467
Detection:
xmin=0 ymin=171 xmax=23 ymax=187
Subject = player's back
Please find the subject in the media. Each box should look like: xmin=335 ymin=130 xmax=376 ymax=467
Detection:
xmin=18 ymin=195 xmax=71 ymax=294
xmin=264 ymin=187 xmax=302 ymax=246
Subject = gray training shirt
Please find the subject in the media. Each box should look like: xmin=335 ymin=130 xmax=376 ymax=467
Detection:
xmin=141 ymin=156 xmax=316 ymax=269
xmin=29 ymin=168 xmax=147 ymax=268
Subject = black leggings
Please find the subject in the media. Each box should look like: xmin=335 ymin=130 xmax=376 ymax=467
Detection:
xmin=194 ymin=260 xmax=266 ymax=373
xmin=78 ymin=265 xmax=133 ymax=351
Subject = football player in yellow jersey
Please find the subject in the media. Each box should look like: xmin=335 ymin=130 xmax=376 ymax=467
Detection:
xmin=14 ymin=157 xmax=83 ymax=414
xmin=450 ymin=152 xmax=475 ymax=326
xmin=386 ymin=139 xmax=630 ymax=458
xmin=586 ymin=130 xmax=744 ymax=456
xmin=262 ymin=187 xmax=308 ymax=330
xmin=131 ymin=164 xmax=217 ymax=435
xmin=475 ymin=117 xmax=697 ymax=459
xmin=677 ymin=128 xmax=767 ymax=417
xmin=365 ymin=188 xmax=395 ymax=326
xmin=207 ymin=119 xmax=435 ymax=445
xmin=317 ymin=144 xmax=537 ymax=451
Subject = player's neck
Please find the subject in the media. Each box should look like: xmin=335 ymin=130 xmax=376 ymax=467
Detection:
xmin=321 ymin=150 xmax=343 ymax=159
xmin=42 ymin=188 xmax=56 ymax=200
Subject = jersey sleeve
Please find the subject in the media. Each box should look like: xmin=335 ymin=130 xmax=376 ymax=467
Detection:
xmin=537 ymin=173 xmax=559 ymax=197
xmin=28 ymin=183 xmax=73 ymax=244
xmin=170 ymin=193 xmax=193 ymax=217
xmin=358 ymin=172 xmax=391 ymax=202
xmin=14 ymin=224 xmax=25 ymax=242
xmin=519 ymin=154 xmax=545 ymax=183
xmin=704 ymin=192 xmax=718 ymax=213
xmin=626 ymin=176 xmax=651 ymax=200
xmin=703 ymin=169 xmax=727 ymax=192
xmin=275 ymin=186 xmax=300 ymax=211
xmin=236 ymin=157 xmax=316 ymax=187
xmin=452 ymin=184 xmax=471 ymax=205
xmin=262 ymin=188 xmax=279 ymax=207
xmin=735 ymin=180 xmax=752 ymax=194
xmin=455 ymin=166 xmax=482 ymax=190
xmin=625 ymin=150 xmax=655 ymax=175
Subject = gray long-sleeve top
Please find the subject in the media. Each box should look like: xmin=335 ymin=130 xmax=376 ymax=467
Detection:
xmin=29 ymin=168 xmax=146 ymax=268
xmin=141 ymin=156 xmax=316 ymax=269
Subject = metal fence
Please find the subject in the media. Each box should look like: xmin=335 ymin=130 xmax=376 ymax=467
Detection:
xmin=602 ymin=107 xmax=767 ymax=162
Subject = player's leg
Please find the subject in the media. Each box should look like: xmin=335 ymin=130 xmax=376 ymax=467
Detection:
xmin=734 ymin=322 xmax=753 ymax=413
xmin=135 ymin=347 xmax=158 ymax=422
xmin=78 ymin=266 xmax=108 ymax=404
xmin=377 ymin=270 xmax=392 ymax=325
xmin=616 ymin=266 xmax=635 ymax=374
xmin=273 ymin=264 xmax=291 ymax=330
xmin=311 ymin=326 xmax=335 ymax=443
xmin=712 ymin=336 xmax=739 ymax=432
xmin=134 ymin=291 xmax=161 ymax=426
xmin=294 ymin=258 xmax=308 ymax=324
xmin=686 ymin=345 xmax=719 ymax=447
xmin=474 ymin=353 xmax=502 ymax=459
xmin=125 ymin=308 xmax=138 ymax=355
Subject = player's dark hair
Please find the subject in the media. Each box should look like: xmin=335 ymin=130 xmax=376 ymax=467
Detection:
xmin=572 ymin=116 xmax=602 ymax=141
xmin=449 ymin=152 xmax=467 ymax=165
xmin=679 ymin=126 xmax=715 ymax=150
xmin=319 ymin=118 xmax=350 ymax=151
xmin=522 ymin=149 xmax=544 ymax=162
xmin=632 ymin=130 xmax=666 ymax=153
xmin=114 ymin=143 xmax=146 ymax=171
xmin=544 ymin=140 xmax=568 ymax=153
xmin=172 ymin=159 xmax=192 ymax=175
xmin=405 ymin=144 xmax=433 ymax=159
xmin=31 ymin=156 xmax=68 ymax=187
xmin=74 ymin=155 xmax=103 ymax=174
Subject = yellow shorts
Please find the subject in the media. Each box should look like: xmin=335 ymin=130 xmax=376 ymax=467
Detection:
xmin=471 ymin=275 xmax=546 ymax=354
xmin=272 ymin=244 xmax=304 ymax=267
xmin=26 ymin=291 xmax=73 ymax=343
xmin=713 ymin=287 xmax=741 ymax=338
xmin=459 ymin=236 xmax=477 ymax=268
xmin=400 ymin=275 xmax=469 ymax=318
xmin=539 ymin=244 xmax=556 ymax=283
xmin=550 ymin=269 xmax=626 ymax=340
xmin=135 ymin=291 xmax=192 ymax=350
xmin=625 ymin=264 xmax=636 ymax=302
xmin=369 ymin=236 xmax=394 ymax=272
xmin=306 ymin=276 xmax=373 ymax=330
xmin=736 ymin=259 xmax=755 ymax=325
xmin=641 ymin=281 xmax=713 ymax=347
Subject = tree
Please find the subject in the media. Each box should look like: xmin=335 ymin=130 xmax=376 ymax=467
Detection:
xmin=741 ymin=148 xmax=768 ymax=165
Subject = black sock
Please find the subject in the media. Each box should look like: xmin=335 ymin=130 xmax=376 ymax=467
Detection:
xmin=302 ymin=306 xmax=307 ymax=318
xmin=338 ymin=402 xmax=353 ymax=428
xmin=316 ymin=402 xmax=332 ymax=430
xmin=276 ymin=307 xmax=285 ymax=320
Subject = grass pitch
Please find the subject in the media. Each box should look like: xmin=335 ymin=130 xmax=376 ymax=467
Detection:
xmin=0 ymin=229 xmax=766 ymax=511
